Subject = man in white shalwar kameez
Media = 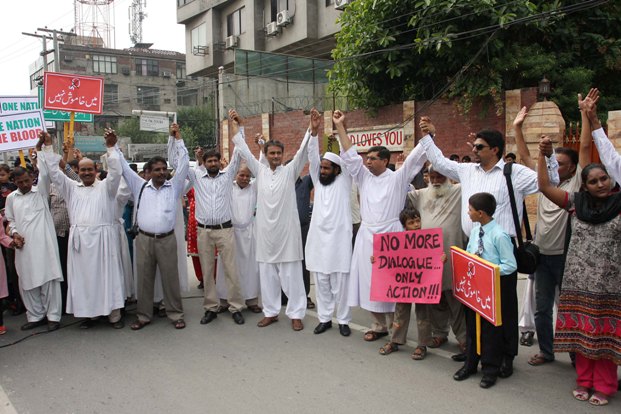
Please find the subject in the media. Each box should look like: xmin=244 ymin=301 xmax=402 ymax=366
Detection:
xmin=231 ymin=108 xmax=320 ymax=331
xmin=39 ymin=130 xmax=125 ymax=328
xmin=216 ymin=165 xmax=261 ymax=312
xmin=305 ymin=134 xmax=353 ymax=336
xmin=6 ymin=138 xmax=63 ymax=331
xmin=332 ymin=110 xmax=428 ymax=341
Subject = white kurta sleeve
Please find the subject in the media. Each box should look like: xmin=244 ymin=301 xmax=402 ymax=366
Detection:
xmin=39 ymin=146 xmax=75 ymax=203
xmin=104 ymin=147 xmax=123 ymax=198
xmin=170 ymin=139 xmax=190 ymax=200
xmin=289 ymin=130 xmax=311 ymax=178
xmin=340 ymin=146 xmax=366 ymax=185
xmin=307 ymin=134 xmax=321 ymax=186
xmin=419 ymin=135 xmax=461 ymax=182
xmin=5 ymin=194 xmax=17 ymax=236
xmin=592 ymin=127 xmax=621 ymax=184
xmin=35 ymin=150 xmax=51 ymax=201
xmin=232 ymin=127 xmax=262 ymax=177
xmin=117 ymin=148 xmax=146 ymax=197
xmin=394 ymin=143 xmax=428 ymax=189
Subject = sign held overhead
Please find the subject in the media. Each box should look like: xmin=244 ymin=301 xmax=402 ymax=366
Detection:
xmin=43 ymin=72 xmax=104 ymax=114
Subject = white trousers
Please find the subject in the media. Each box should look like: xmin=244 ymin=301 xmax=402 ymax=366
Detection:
xmin=19 ymin=280 xmax=62 ymax=323
xmin=313 ymin=272 xmax=352 ymax=324
xmin=259 ymin=261 xmax=306 ymax=320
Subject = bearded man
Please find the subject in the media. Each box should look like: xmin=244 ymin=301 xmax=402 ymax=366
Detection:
xmin=406 ymin=166 xmax=467 ymax=360
xmin=305 ymin=134 xmax=353 ymax=336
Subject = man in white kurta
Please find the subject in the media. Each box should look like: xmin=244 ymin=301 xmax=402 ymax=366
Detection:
xmin=231 ymin=109 xmax=319 ymax=331
xmin=332 ymin=110 xmax=428 ymax=340
xmin=216 ymin=165 xmax=261 ymax=311
xmin=40 ymin=130 xmax=125 ymax=327
xmin=305 ymin=134 xmax=353 ymax=336
xmin=6 ymin=144 xmax=63 ymax=331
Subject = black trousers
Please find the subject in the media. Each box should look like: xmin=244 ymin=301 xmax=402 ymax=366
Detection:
xmin=57 ymin=235 xmax=69 ymax=314
xmin=464 ymin=271 xmax=518 ymax=376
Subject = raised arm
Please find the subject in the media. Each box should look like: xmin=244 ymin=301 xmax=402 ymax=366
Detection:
xmin=513 ymin=106 xmax=536 ymax=170
xmin=102 ymin=129 xmax=123 ymax=198
xmin=39 ymin=132 xmax=74 ymax=203
xmin=229 ymin=109 xmax=262 ymax=177
xmin=418 ymin=117 xmax=461 ymax=182
xmin=583 ymin=89 xmax=621 ymax=182
xmin=169 ymin=127 xmax=190 ymax=199
xmin=333 ymin=110 xmax=365 ymax=180
xmin=394 ymin=142 xmax=428 ymax=187
xmin=289 ymin=108 xmax=320 ymax=178
xmin=307 ymin=131 xmax=321 ymax=186
xmin=537 ymin=138 xmax=567 ymax=209
xmin=576 ymin=92 xmax=593 ymax=168
xmin=34 ymin=132 xmax=51 ymax=200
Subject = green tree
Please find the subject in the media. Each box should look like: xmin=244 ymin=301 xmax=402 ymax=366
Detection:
xmin=177 ymin=104 xmax=218 ymax=150
xmin=329 ymin=0 xmax=621 ymax=122
xmin=117 ymin=118 xmax=168 ymax=144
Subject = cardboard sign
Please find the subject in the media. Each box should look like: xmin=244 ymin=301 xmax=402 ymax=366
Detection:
xmin=1 ymin=94 xmax=94 ymax=123
xmin=139 ymin=114 xmax=170 ymax=132
xmin=451 ymin=246 xmax=502 ymax=326
xmin=0 ymin=111 xmax=46 ymax=152
xmin=370 ymin=228 xmax=444 ymax=303
xmin=43 ymin=72 xmax=104 ymax=114
xmin=37 ymin=88 xmax=94 ymax=122
xmin=347 ymin=126 xmax=404 ymax=152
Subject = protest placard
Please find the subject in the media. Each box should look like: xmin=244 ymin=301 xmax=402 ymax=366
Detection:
xmin=370 ymin=228 xmax=444 ymax=304
xmin=43 ymin=72 xmax=103 ymax=114
xmin=0 ymin=111 xmax=46 ymax=152
xmin=451 ymin=246 xmax=502 ymax=326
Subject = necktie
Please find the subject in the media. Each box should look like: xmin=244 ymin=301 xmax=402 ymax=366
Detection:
xmin=476 ymin=227 xmax=485 ymax=257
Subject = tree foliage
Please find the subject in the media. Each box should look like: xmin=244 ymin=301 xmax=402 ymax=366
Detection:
xmin=117 ymin=118 xmax=168 ymax=144
xmin=329 ymin=0 xmax=621 ymax=121
xmin=177 ymin=104 xmax=218 ymax=150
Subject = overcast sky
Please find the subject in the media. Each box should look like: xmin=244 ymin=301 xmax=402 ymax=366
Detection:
xmin=0 ymin=0 xmax=185 ymax=95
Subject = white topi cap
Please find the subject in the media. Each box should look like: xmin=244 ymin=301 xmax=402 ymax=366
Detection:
xmin=322 ymin=152 xmax=342 ymax=166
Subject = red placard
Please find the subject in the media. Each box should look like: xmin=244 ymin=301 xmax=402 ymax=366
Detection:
xmin=43 ymin=72 xmax=103 ymax=114
xmin=370 ymin=228 xmax=444 ymax=304
xmin=451 ymin=246 xmax=502 ymax=326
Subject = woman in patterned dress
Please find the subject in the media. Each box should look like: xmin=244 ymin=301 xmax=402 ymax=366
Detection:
xmin=538 ymin=144 xmax=621 ymax=406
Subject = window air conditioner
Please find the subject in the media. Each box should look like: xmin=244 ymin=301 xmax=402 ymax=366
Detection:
xmin=335 ymin=0 xmax=350 ymax=10
xmin=162 ymin=71 xmax=172 ymax=78
xmin=225 ymin=35 xmax=239 ymax=49
xmin=276 ymin=10 xmax=291 ymax=27
xmin=266 ymin=22 xmax=280 ymax=36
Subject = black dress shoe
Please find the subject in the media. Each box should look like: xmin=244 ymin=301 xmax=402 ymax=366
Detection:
xmin=453 ymin=366 xmax=477 ymax=381
xmin=451 ymin=353 xmax=467 ymax=362
xmin=200 ymin=311 xmax=218 ymax=325
xmin=21 ymin=319 xmax=48 ymax=331
xmin=499 ymin=360 xmax=514 ymax=378
xmin=232 ymin=312 xmax=245 ymax=325
xmin=480 ymin=375 xmax=497 ymax=389
xmin=339 ymin=324 xmax=351 ymax=337
xmin=47 ymin=321 xmax=61 ymax=332
xmin=313 ymin=321 xmax=332 ymax=334
xmin=110 ymin=319 xmax=125 ymax=329
xmin=79 ymin=318 xmax=98 ymax=329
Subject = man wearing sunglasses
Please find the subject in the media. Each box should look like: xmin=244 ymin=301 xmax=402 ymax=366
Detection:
xmin=418 ymin=117 xmax=559 ymax=381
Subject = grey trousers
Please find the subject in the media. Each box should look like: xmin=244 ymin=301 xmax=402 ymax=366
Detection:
xmin=136 ymin=232 xmax=184 ymax=322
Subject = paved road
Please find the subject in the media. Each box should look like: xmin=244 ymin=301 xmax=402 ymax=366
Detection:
xmin=1 ymin=272 xmax=618 ymax=413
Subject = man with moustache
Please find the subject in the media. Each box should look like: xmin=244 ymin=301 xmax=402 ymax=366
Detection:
xmin=305 ymin=133 xmax=353 ymax=336
xmin=187 ymin=146 xmax=244 ymax=326
xmin=407 ymin=166 xmax=467 ymax=360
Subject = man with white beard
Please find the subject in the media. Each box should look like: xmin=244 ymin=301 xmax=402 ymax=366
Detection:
xmin=305 ymin=134 xmax=352 ymax=336
xmin=406 ymin=167 xmax=467 ymax=361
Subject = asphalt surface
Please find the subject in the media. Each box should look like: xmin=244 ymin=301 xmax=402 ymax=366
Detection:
xmin=0 ymin=269 xmax=618 ymax=414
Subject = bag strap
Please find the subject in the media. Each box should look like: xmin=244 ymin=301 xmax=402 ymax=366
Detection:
xmin=503 ymin=162 xmax=526 ymax=248
xmin=132 ymin=182 xmax=148 ymax=227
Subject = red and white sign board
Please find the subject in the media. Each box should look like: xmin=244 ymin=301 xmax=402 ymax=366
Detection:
xmin=348 ymin=126 xmax=404 ymax=152
xmin=451 ymin=246 xmax=502 ymax=326
xmin=43 ymin=72 xmax=104 ymax=114
xmin=0 ymin=111 xmax=46 ymax=152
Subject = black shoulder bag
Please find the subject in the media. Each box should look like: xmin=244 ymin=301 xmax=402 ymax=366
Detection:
xmin=504 ymin=163 xmax=540 ymax=274
xmin=127 ymin=182 xmax=148 ymax=239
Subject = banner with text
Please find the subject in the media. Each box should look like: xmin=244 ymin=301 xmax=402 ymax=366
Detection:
xmin=451 ymin=246 xmax=502 ymax=326
xmin=1 ymin=94 xmax=93 ymax=123
xmin=348 ymin=126 xmax=404 ymax=152
xmin=43 ymin=72 xmax=104 ymax=114
xmin=0 ymin=111 xmax=46 ymax=152
xmin=370 ymin=228 xmax=444 ymax=304
xmin=140 ymin=114 xmax=170 ymax=132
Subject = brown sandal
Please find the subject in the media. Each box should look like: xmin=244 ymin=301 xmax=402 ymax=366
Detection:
xmin=528 ymin=353 xmax=553 ymax=366
xmin=428 ymin=336 xmax=447 ymax=348
xmin=364 ymin=330 xmax=389 ymax=342
xmin=257 ymin=316 xmax=278 ymax=327
xmin=411 ymin=346 xmax=428 ymax=360
xmin=379 ymin=342 xmax=399 ymax=355
xmin=247 ymin=305 xmax=263 ymax=314
xmin=130 ymin=320 xmax=150 ymax=331
xmin=173 ymin=319 xmax=186 ymax=329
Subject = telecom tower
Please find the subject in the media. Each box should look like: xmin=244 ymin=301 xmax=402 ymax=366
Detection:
xmin=129 ymin=0 xmax=147 ymax=45
xmin=74 ymin=0 xmax=115 ymax=48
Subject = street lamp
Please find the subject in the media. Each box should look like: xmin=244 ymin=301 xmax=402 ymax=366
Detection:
xmin=538 ymin=76 xmax=551 ymax=101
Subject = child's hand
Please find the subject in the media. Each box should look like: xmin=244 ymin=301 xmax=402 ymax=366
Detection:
xmin=370 ymin=255 xmax=375 ymax=264
xmin=441 ymin=253 xmax=447 ymax=263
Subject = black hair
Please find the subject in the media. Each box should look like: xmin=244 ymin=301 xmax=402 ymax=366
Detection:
xmin=399 ymin=207 xmax=421 ymax=227
xmin=555 ymin=147 xmax=579 ymax=166
xmin=461 ymin=155 xmax=471 ymax=163
xmin=68 ymin=159 xmax=79 ymax=168
xmin=264 ymin=140 xmax=285 ymax=154
xmin=367 ymin=146 xmax=391 ymax=161
xmin=147 ymin=156 xmax=167 ymax=170
xmin=203 ymin=149 xmax=221 ymax=163
xmin=0 ymin=164 xmax=11 ymax=174
xmin=581 ymin=163 xmax=609 ymax=186
xmin=505 ymin=152 xmax=516 ymax=161
xmin=11 ymin=167 xmax=29 ymax=179
xmin=449 ymin=154 xmax=460 ymax=161
xmin=476 ymin=129 xmax=505 ymax=160
xmin=469 ymin=192 xmax=497 ymax=217
xmin=129 ymin=163 xmax=138 ymax=173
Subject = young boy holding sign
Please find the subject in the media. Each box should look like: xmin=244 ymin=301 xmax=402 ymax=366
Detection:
xmin=373 ymin=208 xmax=447 ymax=360
xmin=453 ymin=192 xmax=517 ymax=389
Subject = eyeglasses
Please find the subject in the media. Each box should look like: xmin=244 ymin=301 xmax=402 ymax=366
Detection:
xmin=366 ymin=156 xmax=381 ymax=161
xmin=473 ymin=144 xmax=489 ymax=151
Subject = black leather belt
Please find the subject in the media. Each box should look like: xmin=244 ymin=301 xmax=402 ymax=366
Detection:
xmin=139 ymin=229 xmax=175 ymax=239
xmin=197 ymin=220 xmax=233 ymax=230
